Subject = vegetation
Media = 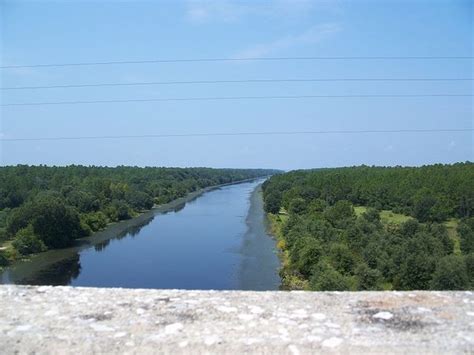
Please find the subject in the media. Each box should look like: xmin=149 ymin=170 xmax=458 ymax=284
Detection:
xmin=0 ymin=165 xmax=275 ymax=264
xmin=263 ymin=163 xmax=473 ymax=291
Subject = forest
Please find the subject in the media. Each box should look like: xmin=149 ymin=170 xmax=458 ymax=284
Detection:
xmin=0 ymin=165 xmax=275 ymax=265
xmin=263 ymin=162 xmax=474 ymax=291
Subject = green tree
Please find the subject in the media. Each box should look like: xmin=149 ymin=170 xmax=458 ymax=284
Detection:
xmin=291 ymin=237 xmax=323 ymax=278
xmin=310 ymin=260 xmax=352 ymax=291
xmin=323 ymin=200 xmax=355 ymax=228
xmin=431 ymin=255 xmax=469 ymax=290
xmin=288 ymin=197 xmax=307 ymax=215
xmin=354 ymin=262 xmax=383 ymax=290
xmin=399 ymin=253 xmax=435 ymax=290
xmin=458 ymin=218 xmax=474 ymax=254
xmin=12 ymin=225 xmax=46 ymax=255
xmin=329 ymin=243 xmax=354 ymax=274
xmin=413 ymin=195 xmax=436 ymax=222
xmin=31 ymin=196 xmax=85 ymax=248
xmin=82 ymin=211 xmax=108 ymax=232
xmin=0 ymin=250 xmax=9 ymax=267
xmin=125 ymin=190 xmax=154 ymax=210
xmin=264 ymin=192 xmax=282 ymax=214
xmin=464 ymin=253 xmax=474 ymax=288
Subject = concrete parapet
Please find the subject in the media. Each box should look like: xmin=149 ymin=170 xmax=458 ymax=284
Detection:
xmin=0 ymin=286 xmax=473 ymax=354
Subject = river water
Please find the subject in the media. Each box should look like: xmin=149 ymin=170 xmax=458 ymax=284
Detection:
xmin=1 ymin=180 xmax=280 ymax=290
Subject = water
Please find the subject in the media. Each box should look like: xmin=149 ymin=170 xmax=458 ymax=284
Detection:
xmin=1 ymin=180 xmax=280 ymax=290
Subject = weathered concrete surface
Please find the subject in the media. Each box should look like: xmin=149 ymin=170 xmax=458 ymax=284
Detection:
xmin=0 ymin=286 xmax=473 ymax=354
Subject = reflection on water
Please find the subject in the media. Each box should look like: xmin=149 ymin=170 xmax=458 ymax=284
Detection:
xmin=94 ymin=240 xmax=110 ymax=252
xmin=18 ymin=255 xmax=82 ymax=286
xmin=94 ymin=215 xmax=155 ymax=253
xmin=117 ymin=215 xmax=155 ymax=239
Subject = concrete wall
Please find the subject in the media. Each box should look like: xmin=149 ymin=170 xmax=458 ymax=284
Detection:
xmin=0 ymin=286 xmax=473 ymax=354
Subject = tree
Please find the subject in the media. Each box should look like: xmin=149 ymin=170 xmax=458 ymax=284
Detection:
xmin=12 ymin=225 xmax=46 ymax=255
xmin=288 ymin=197 xmax=307 ymax=215
xmin=323 ymin=200 xmax=355 ymax=228
xmin=31 ymin=195 xmax=85 ymax=248
xmin=310 ymin=260 xmax=352 ymax=291
xmin=0 ymin=251 xmax=9 ymax=267
xmin=329 ymin=243 xmax=354 ymax=274
xmin=308 ymin=198 xmax=327 ymax=214
xmin=125 ymin=190 xmax=154 ymax=210
xmin=464 ymin=253 xmax=474 ymax=288
xmin=291 ymin=238 xmax=323 ymax=278
xmin=458 ymin=218 xmax=474 ymax=254
xmin=264 ymin=192 xmax=282 ymax=214
xmin=362 ymin=207 xmax=381 ymax=224
xmin=428 ymin=223 xmax=454 ymax=255
xmin=399 ymin=219 xmax=420 ymax=238
xmin=262 ymin=163 xmax=474 ymax=291
xmin=355 ymin=262 xmax=383 ymax=290
xmin=431 ymin=255 xmax=469 ymax=290
xmin=412 ymin=189 xmax=437 ymax=222
xmin=82 ymin=211 xmax=108 ymax=232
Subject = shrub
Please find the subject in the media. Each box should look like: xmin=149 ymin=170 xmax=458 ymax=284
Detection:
xmin=12 ymin=225 xmax=46 ymax=256
xmin=106 ymin=200 xmax=132 ymax=221
xmin=82 ymin=211 xmax=108 ymax=232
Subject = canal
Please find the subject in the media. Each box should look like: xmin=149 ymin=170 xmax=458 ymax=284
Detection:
xmin=1 ymin=180 xmax=280 ymax=290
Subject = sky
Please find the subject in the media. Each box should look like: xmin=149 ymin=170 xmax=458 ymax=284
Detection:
xmin=0 ymin=0 xmax=472 ymax=169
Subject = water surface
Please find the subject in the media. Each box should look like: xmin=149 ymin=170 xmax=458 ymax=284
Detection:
xmin=1 ymin=180 xmax=280 ymax=290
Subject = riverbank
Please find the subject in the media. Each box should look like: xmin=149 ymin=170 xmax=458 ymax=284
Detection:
xmin=237 ymin=185 xmax=280 ymax=290
xmin=1 ymin=177 xmax=266 ymax=284
xmin=267 ymin=211 xmax=309 ymax=290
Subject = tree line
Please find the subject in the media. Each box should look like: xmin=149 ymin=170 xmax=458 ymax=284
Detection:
xmin=0 ymin=165 xmax=275 ymax=265
xmin=263 ymin=162 xmax=473 ymax=290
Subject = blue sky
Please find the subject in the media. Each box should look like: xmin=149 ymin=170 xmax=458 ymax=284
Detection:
xmin=0 ymin=0 xmax=472 ymax=169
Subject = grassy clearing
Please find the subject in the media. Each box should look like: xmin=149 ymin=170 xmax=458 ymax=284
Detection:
xmin=354 ymin=206 xmax=367 ymax=217
xmin=354 ymin=206 xmax=412 ymax=225
xmin=444 ymin=218 xmax=461 ymax=255
xmin=380 ymin=210 xmax=412 ymax=225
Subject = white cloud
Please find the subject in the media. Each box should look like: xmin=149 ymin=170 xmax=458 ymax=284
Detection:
xmin=186 ymin=0 xmax=249 ymax=23
xmin=185 ymin=0 xmax=337 ymax=24
xmin=233 ymin=23 xmax=342 ymax=59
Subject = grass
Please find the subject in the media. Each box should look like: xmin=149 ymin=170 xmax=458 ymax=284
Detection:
xmin=353 ymin=206 xmax=367 ymax=217
xmin=354 ymin=206 xmax=412 ymax=225
xmin=0 ymin=240 xmax=12 ymax=251
xmin=380 ymin=210 xmax=413 ymax=225
xmin=444 ymin=218 xmax=461 ymax=255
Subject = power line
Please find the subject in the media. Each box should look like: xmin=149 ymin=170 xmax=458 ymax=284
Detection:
xmin=2 ymin=78 xmax=473 ymax=91
xmin=2 ymin=94 xmax=472 ymax=107
xmin=1 ymin=56 xmax=473 ymax=69
xmin=1 ymin=128 xmax=472 ymax=142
